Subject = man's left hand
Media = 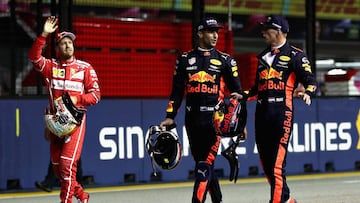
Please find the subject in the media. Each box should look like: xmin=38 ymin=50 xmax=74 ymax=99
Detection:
xmin=293 ymin=84 xmax=311 ymax=105
xmin=230 ymin=92 xmax=243 ymax=100
xmin=293 ymin=85 xmax=305 ymax=97
xmin=302 ymin=93 xmax=311 ymax=105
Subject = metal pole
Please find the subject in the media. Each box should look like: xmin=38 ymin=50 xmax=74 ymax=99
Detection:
xmin=36 ymin=0 xmax=43 ymax=95
xmin=59 ymin=0 xmax=72 ymax=31
xmin=9 ymin=0 xmax=16 ymax=96
xmin=192 ymin=0 xmax=204 ymax=49
xmin=228 ymin=0 xmax=232 ymax=32
xmin=49 ymin=0 xmax=57 ymax=60
xmin=226 ymin=0 xmax=234 ymax=55
xmin=306 ymin=0 xmax=316 ymax=76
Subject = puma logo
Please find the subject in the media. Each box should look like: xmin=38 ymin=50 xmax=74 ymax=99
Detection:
xmin=197 ymin=169 xmax=207 ymax=177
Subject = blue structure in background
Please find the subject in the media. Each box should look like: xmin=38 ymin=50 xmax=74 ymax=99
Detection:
xmin=0 ymin=98 xmax=359 ymax=190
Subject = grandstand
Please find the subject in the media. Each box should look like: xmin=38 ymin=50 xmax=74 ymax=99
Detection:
xmin=1 ymin=1 xmax=360 ymax=97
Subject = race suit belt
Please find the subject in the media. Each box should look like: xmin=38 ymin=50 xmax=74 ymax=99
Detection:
xmin=257 ymin=97 xmax=284 ymax=104
xmin=186 ymin=105 xmax=215 ymax=112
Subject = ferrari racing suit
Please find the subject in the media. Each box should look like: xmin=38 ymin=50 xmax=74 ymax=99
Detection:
xmin=29 ymin=35 xmax=101 ymax=203
xmin=246 ymin=41 xmax=317 ymax=203
xmin=165 ymin=47 xmax=243 ymax=203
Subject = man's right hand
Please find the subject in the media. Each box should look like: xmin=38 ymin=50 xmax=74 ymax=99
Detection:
xmin=160 ymin=118 xmax=174 ymax=129
xmin=42 ymin=16 xmax=58 ymax=37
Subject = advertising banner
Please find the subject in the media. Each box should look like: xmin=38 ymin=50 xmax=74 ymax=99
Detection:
xmin=0 ymin=98 xmax=359 ymax=189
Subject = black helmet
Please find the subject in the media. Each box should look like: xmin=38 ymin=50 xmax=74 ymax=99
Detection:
xmin=146 ymin=125 xmax=182 ymax=172
xmin=213 ymin=97 xmax=247 ymax=138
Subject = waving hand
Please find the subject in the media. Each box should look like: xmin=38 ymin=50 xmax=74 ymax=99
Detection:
xmin=42 ymin=16 xmax=58 ymax=37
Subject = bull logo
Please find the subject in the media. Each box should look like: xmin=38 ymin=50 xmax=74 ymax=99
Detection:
xmin=259 ymin=67 xmax=283 ymax=80
xmin=188 ymin=71 xmax=216 ymax=83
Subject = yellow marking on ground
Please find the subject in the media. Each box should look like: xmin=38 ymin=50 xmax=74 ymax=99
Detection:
xmin=1 ymin=171 xmax=360 ymax=199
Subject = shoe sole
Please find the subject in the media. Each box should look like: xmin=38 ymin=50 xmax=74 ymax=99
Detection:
xmin=35 ymin=182 xmax=52 ymax=192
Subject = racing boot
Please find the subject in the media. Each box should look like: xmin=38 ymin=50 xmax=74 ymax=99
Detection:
xmin=77 ymin=192 xmax=89 ymax=203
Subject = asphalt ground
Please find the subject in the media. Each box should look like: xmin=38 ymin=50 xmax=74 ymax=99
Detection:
xmin=1 ymin=171 xmax=360 ymax=203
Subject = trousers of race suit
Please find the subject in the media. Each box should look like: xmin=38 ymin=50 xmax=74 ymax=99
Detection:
xmin=185 ymin=110 xmax=223 ymax=203
xmin=255 ymin=101 xmax=294 ymax=203
xmin=50 ymin=116 xmax=87 ymax=203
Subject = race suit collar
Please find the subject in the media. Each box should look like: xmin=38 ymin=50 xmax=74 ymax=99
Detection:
xmin=258 ymin=41 xmax=289 ymax=58
xmin=59 ymin=56 xmax=76 ymax=66
xmin=271 ymin=40 xmax=286 ymax=51
xmin=197 ymin=47 xmax=214 ymax=56
xmin=266 ymin=40 xmax=289 ymax=55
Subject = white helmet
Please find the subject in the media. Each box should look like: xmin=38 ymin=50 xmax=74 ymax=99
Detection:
xmin=44 ymin=93 xmax=86 ymax=137
xmin=146 ymin=125 xmax=182 ymax=172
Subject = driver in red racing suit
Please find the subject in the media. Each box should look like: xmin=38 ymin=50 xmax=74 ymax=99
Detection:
xmin=28 ymin=16 xmax=100 ymax=203
xmin=160 ymin=17 xmax=245 ymax=203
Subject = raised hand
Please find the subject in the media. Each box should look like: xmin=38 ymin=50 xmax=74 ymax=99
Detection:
xmin=42 ymin=16 xmax=58 ymax=37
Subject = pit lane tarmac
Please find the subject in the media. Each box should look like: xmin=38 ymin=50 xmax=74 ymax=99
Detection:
xmin=1 ymin=171 xmax=360 ymax=203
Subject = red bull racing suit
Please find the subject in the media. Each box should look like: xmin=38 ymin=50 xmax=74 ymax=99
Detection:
xmin=246 ymin=41 xmax=317 ymax=203
xmin=165 ymin=47 xmax=242 ymax=203
xmin=29 ymin=35 xmax=101 ymax=203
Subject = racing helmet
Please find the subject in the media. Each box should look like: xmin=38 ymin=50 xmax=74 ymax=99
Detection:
xmin=44 ymin=92 xmax=85 ymax=138
xmin=146 ymin=125 xmax=182 ymax=171
xmin=213 ymin=97 xmax=247 ymax=138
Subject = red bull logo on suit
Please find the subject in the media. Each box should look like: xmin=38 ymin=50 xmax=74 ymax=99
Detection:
xmin=187 ymin=71 xmax=218 ymax=94
xmin=259 ymin=67 xmax=283 ymax=80
xmin=188 ymin=71 xmax=216 ymax=83
xmin=258 ymin=67 xmax=285 ymax=91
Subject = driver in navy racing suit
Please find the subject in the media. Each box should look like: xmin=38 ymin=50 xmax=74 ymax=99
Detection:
xmin=160 ymin=17 xmax=245 ymax=203
xmin=245 ymin=15 xmax=317 ymax=203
